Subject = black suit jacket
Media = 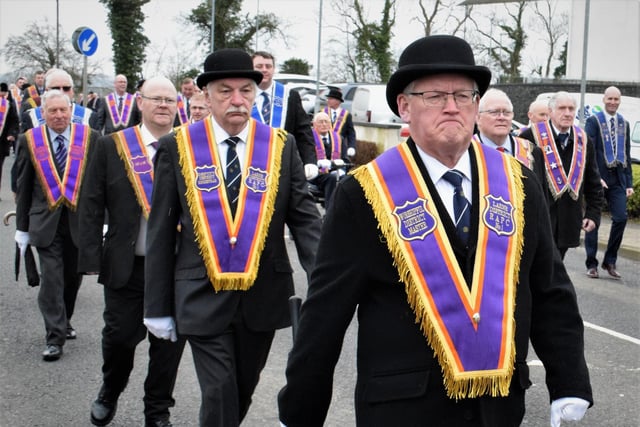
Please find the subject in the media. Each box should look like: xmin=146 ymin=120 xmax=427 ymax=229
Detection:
xmin=144 ymin=120 xmax=322 ymax=335
xmin=519 ymin=123 xmax=603 ymax=248
xmin=77 ymin=131 xmax=146 ymax=288
xmin=584 ymin=115 xmax=633 ymax=189
xmin=15 ymin=126 xmax=98 ymax=247
xmin=283 ymin=89 xmax=317 ymax=165
xmin=278 ymin=139 xmax=592 ymax=427
xmin=0 ymin=97 xmax=19 ymax=157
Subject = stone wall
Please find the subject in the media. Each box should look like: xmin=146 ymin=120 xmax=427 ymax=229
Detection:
xmin=493 ymin=82 xmax=640 ymax=124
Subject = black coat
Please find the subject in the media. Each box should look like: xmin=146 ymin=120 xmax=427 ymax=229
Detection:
xmin=278 ymin=139 xmax=592 ymax=427
xmin=519 ymin=123 xmax=603 ymax=249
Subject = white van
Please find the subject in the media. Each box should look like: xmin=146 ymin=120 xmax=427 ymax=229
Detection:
xmin=350 ymin=84 xmax=402 ymax=124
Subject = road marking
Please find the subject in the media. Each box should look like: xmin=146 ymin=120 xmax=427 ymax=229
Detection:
xmin=584 ymin=321 xmax=640 ymax=345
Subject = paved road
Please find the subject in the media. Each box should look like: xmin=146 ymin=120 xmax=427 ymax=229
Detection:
xmin=1 ymin=158 xmax=638 ymax=426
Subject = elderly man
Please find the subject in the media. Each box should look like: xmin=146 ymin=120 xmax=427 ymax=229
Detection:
xmin=143 ymin=48 xmax=322 ymax=426
xmin=520 ymin=92 xmax=604 ymax=258
xmin=583 ymin=86 xmax=635 ymax=279
xmin=14 ymin=89 xmax=98 ymax=361
xmin=79 ymin=76 xmax=187 ymax=427
xmin=322 ymin=88 xmax=357 ymax=157
xmin=527 ymin=99 xmax=551 ymax=125
xmin=278 ymin=35 xmax=592 ymax=427
xmin=474 ymin=88 xmax=546 ymax=189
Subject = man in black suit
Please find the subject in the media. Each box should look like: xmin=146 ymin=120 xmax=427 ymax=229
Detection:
xmin=278 ymin=35 xmax=593 ymax=427
xmin=143 ymin=49 xmax=322 ymax=426
xmin=519 ymin=92 xmax=604 ymax=259
xmin=79 ymin=76 xmax=186 ymax=427
xmin=252 ymin=51 xmax=319 ymax=180
xmin=14 ymin=89 xmax=98 ymax=361
xmin=0 ymin=82 xmax=20 ymax=196
xmin=583 ymin=86 xmax=635 ymax=279
xmin=323 ymin=88 xmax=357 ymax=157
xmin=93 ymin=74 xmax=140 ymax=135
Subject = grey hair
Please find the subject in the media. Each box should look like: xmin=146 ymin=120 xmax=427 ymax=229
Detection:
xmin=45 ymin=68 xmax=73 ymax=88
xmin=549 ymin=91 xmax=576 ymax=110
xmin=42 ymin=89 xmax=71 ymax=108
xmin=478 ymin=88 xmax=513 ymax=111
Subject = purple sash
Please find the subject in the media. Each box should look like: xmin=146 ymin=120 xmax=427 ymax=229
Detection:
xmin=176 ymin=118 xmax=285 ymax=290
xmin=353 ymin=141 xmax=524 ymax=398
xmin=106 ymin=93 xmax=134 ymax=127
xmin=113 ymin=126 xmax=155 ymax=218
xmin=323 ymin=107 xmax=349 ymax=134
xmin=595 ymin=112 xmax=626 ymax=167
xmin=312 ymin=130 xmax=341 ymax=172
xmin=0 ymin=97 xmax=7 ymax=135
xmin=533 ymin=122 xmax=586 ymax=200
xmin=176 ymin=94 xmax=188 ymax=124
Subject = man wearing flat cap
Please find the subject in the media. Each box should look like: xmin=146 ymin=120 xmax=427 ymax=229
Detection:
xmin=143 ymin=48 xmax=322 ymax=426
xmin=278 ymin=35 xmax=592 ymax=427
xmin=322 ymin=88 xmax=357 ymax=157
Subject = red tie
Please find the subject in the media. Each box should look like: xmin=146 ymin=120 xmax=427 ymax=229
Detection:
xmin=497 ymin=146 xmax=505 ymax=153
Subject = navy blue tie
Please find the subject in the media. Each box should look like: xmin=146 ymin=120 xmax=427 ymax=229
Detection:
xmin=442 ymin=170 xmax=471 ymax=244
xmin=557 ymin=132 xmax=569 ymax=149
xmin=225 ymin=137 xmax=242 ymax=217
xmin=54 ymin=134 xmax=67 ymax=173
xmin=261 ymin=92 xmax=271 ymax=124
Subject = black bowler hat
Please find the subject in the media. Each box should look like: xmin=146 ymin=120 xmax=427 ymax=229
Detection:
xmin=0 ymin=82 xmax=8 ymax=92
xmin=326 ymin=88 xmax=344 ymax=102
xmin=386 ymin=35 xmax=491 ymax=116
xmin=196 ymin=48 xmax=264 ymax=89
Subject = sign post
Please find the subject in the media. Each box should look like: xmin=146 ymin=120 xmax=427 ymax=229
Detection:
xmin=71 ymin=27 xmax=99 ymax=105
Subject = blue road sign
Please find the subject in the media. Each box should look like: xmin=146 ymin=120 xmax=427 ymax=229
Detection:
xmin=72 ymin=27 xmax=98 ymax=57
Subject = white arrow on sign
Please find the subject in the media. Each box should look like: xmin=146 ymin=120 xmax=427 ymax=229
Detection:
xmin=82 ymin=33 xmax=97 ymax=52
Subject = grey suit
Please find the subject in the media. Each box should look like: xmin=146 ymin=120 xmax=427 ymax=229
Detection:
xmin=15 ymin=124 xmax=98 ymax=346
xmin=144 ymin=118 xmax=322 ymax=425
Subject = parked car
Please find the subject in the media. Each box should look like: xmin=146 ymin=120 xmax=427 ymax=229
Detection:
xmin=274 ymin=74 xmax=329 ymax=115
xmin=349 ymin=84 xmax=402 ymax=124
xmin=631 ymin=121 xmax=640 ymax=164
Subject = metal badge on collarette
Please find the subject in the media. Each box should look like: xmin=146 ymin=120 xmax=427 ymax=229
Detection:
xmin=194 ymin=164 xmax=221 ymax=192
xmin=483 ymin=194 xmax=515 ymax=236
xmin=393 ymin=198 xmax=436 ymax=241
xmin=244 ymin=167 xmax=268 ymax=193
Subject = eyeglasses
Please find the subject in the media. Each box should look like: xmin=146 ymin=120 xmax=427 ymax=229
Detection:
xmin=406 ymin=90 xmax=478 ymax=108
xmin=48 ymin=86 xmax=72 ymax=92
xmin=479 ymin=109 xmax=514 ymax=118
xmin=141 ymin=95 xmax=177 ymax=105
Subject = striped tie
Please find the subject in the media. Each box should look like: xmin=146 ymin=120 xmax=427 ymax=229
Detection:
xmin=54 ymin=134 xmax=67 ymax=173
xmin=442 ymin=170 xmax=471 ymax=244
xmin=261 ymin=92 xmax=271 ymax=124
xmin=225 ymin=137 xmax=242 ymax=217
xmin=610 ymin=117 xmax=617 ymax=154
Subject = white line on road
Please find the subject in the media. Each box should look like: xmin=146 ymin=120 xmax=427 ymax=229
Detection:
xmin=583 ymin=321 xmax=640 ymax=345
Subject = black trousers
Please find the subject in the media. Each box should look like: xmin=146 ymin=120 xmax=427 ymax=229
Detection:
xmin=101 ymin=257 xmax=186 ymax=421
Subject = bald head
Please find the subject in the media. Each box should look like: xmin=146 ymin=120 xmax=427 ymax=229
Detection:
xmin=603 ymin=86 xmax=622 ymax=116
xmin=137 ymin=76 xmax=178 ymax=137
xmin=528 ymin=99 xmax=550 ymax=125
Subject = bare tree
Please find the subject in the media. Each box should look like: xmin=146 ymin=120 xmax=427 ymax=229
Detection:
xmin=415 ymin=0 xmax=473 ymax=36
xmin=532 ymin=0 xmax=568 ymax=78
xmin=470 ymin=1 xmax=528 ymax=83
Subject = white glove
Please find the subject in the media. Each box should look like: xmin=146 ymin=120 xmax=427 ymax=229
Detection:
xmin=143 ymin=316 xmax=178 ymax=342
xmin=14 ymin=230 xmax=30 ymax=257
xmin=347 ymin=147 xmax=356 ymax=157
xmin=333 ymin=158 xmax=345 ymax=167
xmin=550 ymin=397 xmax=589 ymax=427
xmin=304 ymin=163 xmax=319 ymax=180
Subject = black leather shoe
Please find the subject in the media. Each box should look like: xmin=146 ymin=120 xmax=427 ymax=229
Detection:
xmin=42 ymin=344 xmax=62 ymax=361
xmin=602 ymin=263 xmax=622 ymax=279
xmin=66 ymin=327 xmax=77 ymax=340
xmin=91 ymin=391 xmax=118 ymax=426
xmin=145 ymin=418 xmax=173 ymax=427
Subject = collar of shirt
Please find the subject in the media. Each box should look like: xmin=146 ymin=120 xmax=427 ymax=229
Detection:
xmin=551 ymin=123 xmax=571 ymax=138
xmin=138 ymin=124 xmax=159 ymax=158
xmin=212 ymin=116 xmax=250 ymax=166
xmin=605 ymin=112 xmax=617 ymax=124
xmin=479 ymin=133 xmax=510 ymax=154
xmin=416 ymin=144 xmax=472 ymax=219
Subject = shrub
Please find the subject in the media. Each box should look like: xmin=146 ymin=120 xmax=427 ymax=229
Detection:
xmin=628 ymin=164 xmax=640 ymax=219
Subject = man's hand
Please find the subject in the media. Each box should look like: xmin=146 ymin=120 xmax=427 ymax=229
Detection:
xmin=317 ymin=159 xmax=331 ymax=173
xmin=304 ymin=163 xmax=319 ymax=180
xmin=333 ymin=158 xmax=345 ymax=167
xmin=14 ymin=230 xmax=30 ymax=257
xmin=143 ymin=317 xmax=178 ymax=342
xmin=550 ymin=397 xmax=589 ymax=427
xmin=347 ymin=147 xmax=356 ymax=157
xmin=582 ymin=218 xmax=596 ymax=232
